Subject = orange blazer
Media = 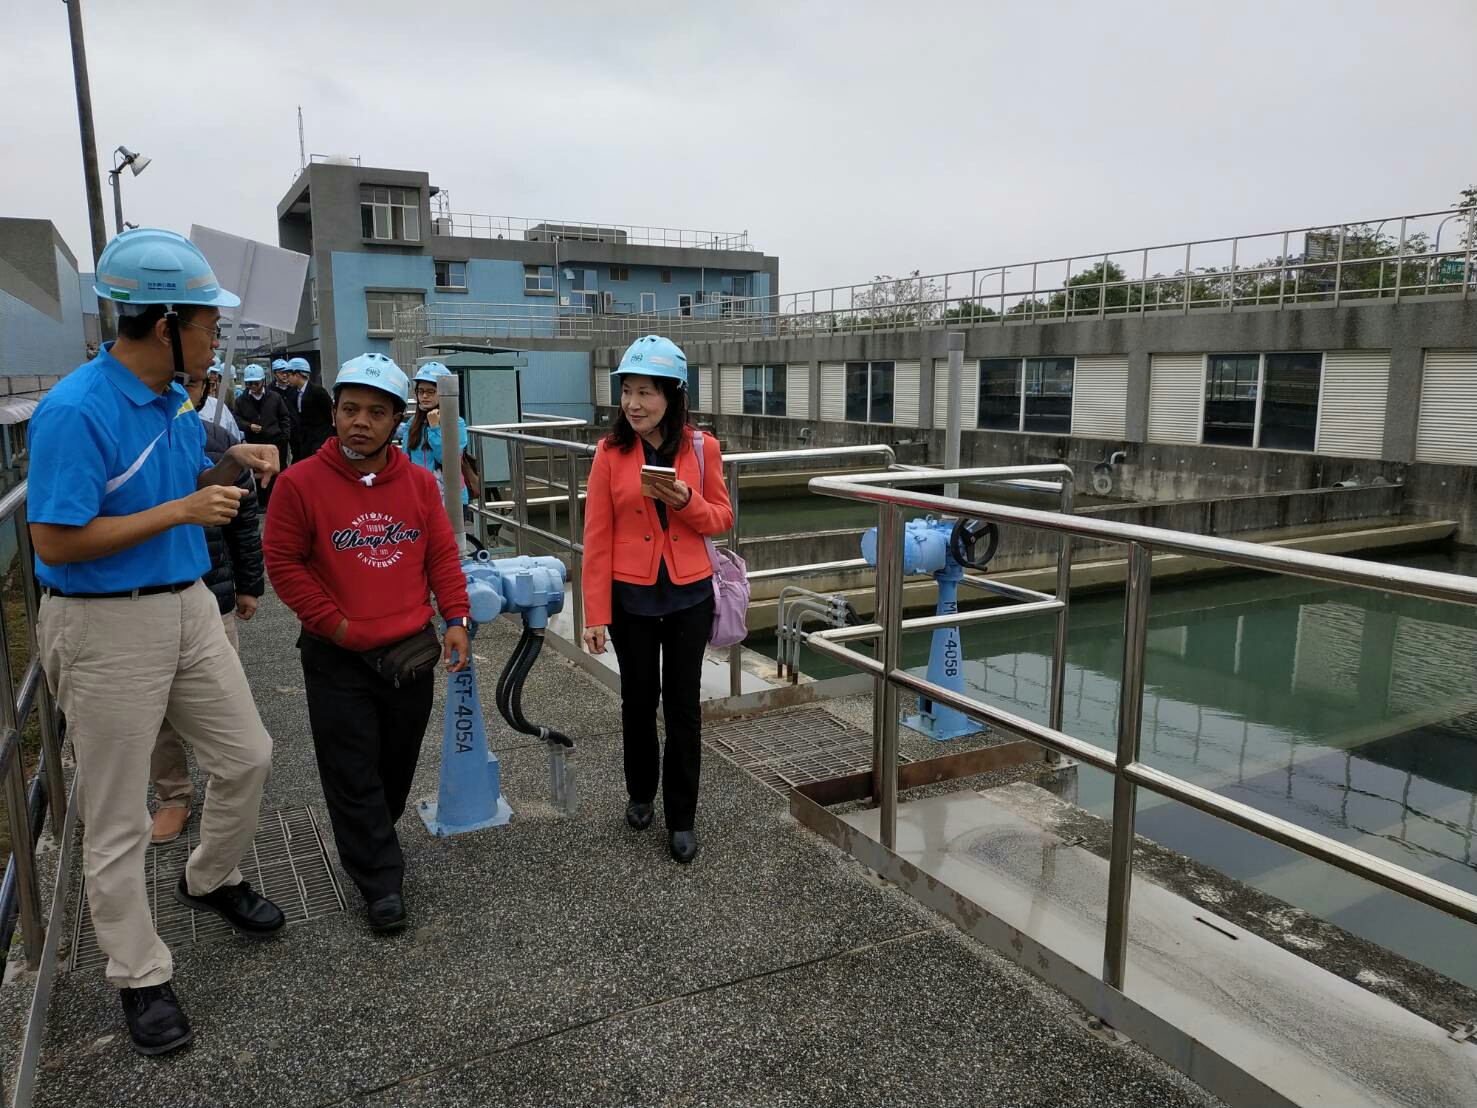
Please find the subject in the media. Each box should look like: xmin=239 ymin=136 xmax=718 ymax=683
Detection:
xmin=582 ymin=427 xmax=733 ymax=627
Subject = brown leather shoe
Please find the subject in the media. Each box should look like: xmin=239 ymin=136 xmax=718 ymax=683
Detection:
xmin=151 ymin=806 xmax=190 ymax=845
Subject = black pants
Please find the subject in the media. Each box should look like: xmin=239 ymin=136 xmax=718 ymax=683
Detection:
xmin=609 ymin=596 xmax=714 ymax=832
xmin=252 ymin=439 xmax=289 ymax=510
xmin=300 ymin=634 xmax=435 ymax=901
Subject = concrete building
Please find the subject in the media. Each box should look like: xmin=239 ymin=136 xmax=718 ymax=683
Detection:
xmin=276 ymin=159 xmax=779 ymax=417
xmin=589 ymin=204 xmax=1477 ymax=533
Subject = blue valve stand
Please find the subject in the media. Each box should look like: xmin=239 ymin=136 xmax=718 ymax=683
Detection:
xmin=903 ymin=563 xmax=979 ymax=742
xmin=417 ymin=655 xmax=513 ymax=836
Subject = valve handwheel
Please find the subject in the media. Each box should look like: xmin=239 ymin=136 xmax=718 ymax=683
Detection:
xmin=948 ymin=517 xmax=1000 ymax=570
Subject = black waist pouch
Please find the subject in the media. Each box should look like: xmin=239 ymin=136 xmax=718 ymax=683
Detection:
xmin=357 ymin=623 xmax=442 ymax=688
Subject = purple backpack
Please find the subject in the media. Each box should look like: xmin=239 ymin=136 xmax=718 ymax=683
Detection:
xmin=692 ymin=430 xmax=749 ymax=648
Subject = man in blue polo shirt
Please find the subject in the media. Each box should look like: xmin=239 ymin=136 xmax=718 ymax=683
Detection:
xmin=31 ymin=228 xmax=285 ymax=1057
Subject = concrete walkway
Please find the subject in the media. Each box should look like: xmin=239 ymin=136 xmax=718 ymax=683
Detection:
xmin=25 ymin=586 xmax=1219 ymax=1108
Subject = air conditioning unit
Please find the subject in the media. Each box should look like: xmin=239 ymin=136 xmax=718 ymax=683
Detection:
xmin=433 ymin=217 xmax=453 ymax=236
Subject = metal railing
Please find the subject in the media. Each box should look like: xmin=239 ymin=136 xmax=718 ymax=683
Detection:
xmin=463 ymin=425 xmax=909 ymax=693
xmin=440 ymin=213 xmax=754 ymax=252
xmin=577 ymin=204 xmax=1475 ymax=344
xmin=802 ymin=466 xmax=1477 ymax=993
xmin=0 ymin=481 xmax=66 ymax=975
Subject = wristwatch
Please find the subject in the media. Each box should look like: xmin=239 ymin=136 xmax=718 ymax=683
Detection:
xmin=446 ymin=616 xmax=471 ymax=630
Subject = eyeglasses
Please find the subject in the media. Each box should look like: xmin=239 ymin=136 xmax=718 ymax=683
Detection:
xmin=178 ymin=317 xmax=222 ymax=341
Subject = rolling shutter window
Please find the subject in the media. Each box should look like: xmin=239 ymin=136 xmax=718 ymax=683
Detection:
xmin=1148 ymin=354 xmax=1205 ymax=444
xmin=595 ymin=367 xmax=611 ymax=406
xmin=894 ymin=360 xmax=921 ymax=427
xmin=932 ymin=359 xmax=979 ymax=429
xmin=1316 ymin=351 xmax=1388 ymax=458
xmin=785 ymin=364 xmax=809 ymax=419
xmin=820 ymin=362 xmax=846 ymax=421
xmin=696 ymin=366 xmax=714 ymax=413
xmin=1415 ymin=350 xmax=1477 ymax=465
xmin=1071 ymin=355 xmax=1129 ymax=439
xmin=720 ymin=364 xmax=742 ymax=415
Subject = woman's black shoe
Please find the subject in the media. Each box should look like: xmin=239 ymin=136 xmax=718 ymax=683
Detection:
xmin=368 ymin=893 xmax=407 ymax=933
xmin=669 ymin=830 xmax=699 ymax=864
xmin=625 ymin=801 xmax=654 ymax=831
xmin=120 ymin=982 xmax=193 ymax=1056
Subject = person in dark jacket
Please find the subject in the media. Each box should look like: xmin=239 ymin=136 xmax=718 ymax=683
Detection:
xmin=148 ymin=370 xmax=266 ymax=845
xmin=236 ymin=364 xmax=290 ymax=507
xmin=286 ymin=357 xmax=334 ymax=462
xmin=271 ymin=358 xmax=300 ymax=463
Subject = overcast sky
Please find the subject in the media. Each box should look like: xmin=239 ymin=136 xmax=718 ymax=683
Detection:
xmin=6 ymin=1 xmax=1474 ymax=294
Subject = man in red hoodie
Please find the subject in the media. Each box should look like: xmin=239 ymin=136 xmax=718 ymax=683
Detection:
xmin=263 ymin=353 xmax=470 ymax=934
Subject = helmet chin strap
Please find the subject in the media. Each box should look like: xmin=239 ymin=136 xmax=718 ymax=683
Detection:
xmin=165 ymin=307 xmax=189 ymax=389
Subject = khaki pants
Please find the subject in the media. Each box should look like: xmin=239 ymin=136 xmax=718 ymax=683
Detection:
xmin=151 ymin=609 xmax=241 ymax=809
xmin=39 ymin=581 xmax=272 ymax=989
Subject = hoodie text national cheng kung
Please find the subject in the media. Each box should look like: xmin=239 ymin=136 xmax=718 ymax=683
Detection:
xmin=264 ymin=438 xmax=470 ymax=651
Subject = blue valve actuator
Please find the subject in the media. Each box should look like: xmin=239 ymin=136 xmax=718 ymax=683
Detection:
xmin=462 ymin=554 xmax=566 ymax=630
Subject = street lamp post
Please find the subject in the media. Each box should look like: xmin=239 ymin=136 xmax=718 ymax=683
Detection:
xmin=107 ymin=146 xmax=151 ymax=235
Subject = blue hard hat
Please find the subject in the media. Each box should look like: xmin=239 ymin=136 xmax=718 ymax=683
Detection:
xmin=93 ymin=228 xmax=239 ymax=310
xmin=335 ymin=352 xmax=409 ymax=406
xmin=413 ymin=361 xmax=451 ymax=385
xmin=242 ymin=364 xmax=266 ymax=383
xmin=615 ymin=335 xmax=687 ymax=388
xmin=207 ymin=356 xmax=223 ymax=377
xmin=286 ymin=357 xmax=311 ymax=375
xmin=272 ymin=359 xmax=289 ymax=373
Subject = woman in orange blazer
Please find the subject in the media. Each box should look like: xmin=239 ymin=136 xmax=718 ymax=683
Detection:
xmin=582 ymin=336 xmax=733 ymax=864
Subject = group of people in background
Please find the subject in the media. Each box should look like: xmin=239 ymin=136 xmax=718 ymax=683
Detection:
xmin=33 ymin=225 xmax=732 ymax=1063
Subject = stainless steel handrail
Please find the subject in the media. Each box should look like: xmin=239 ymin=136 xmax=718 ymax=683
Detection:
xmin=0 ymin=482 xmax=66 ymax=974
xmin=805 ymin=466 xmax=1477 ymax=995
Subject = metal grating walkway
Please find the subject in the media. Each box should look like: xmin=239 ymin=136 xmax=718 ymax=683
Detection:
xmin=704 ymin=707 xmax=905 ymax=794
xmin=71 ymin=806 xmax=345 ymax=973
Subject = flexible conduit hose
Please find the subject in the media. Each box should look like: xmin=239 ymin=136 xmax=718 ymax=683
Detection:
xmin=494 ymin=624 xmax=574 ymax=749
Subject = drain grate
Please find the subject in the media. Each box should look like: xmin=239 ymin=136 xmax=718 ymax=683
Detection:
xmin=705 ymin=707 xmax=906 ymax=793
xmin=71 ymin=806 xmax=345 ymax=973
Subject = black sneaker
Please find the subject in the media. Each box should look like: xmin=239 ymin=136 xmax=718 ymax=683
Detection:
xmin=120 ymin=982 xmax=193 ymax=1056
xmin=174 ymin=876 xmax=285 ymax=936
xmin=625 ymin=801 xmax=654 ymax=831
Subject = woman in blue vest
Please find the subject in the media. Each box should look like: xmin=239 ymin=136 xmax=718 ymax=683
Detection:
xmin=397 ymin=362 xmax=470 ymax=513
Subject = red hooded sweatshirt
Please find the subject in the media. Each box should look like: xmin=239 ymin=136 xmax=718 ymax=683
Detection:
xmin=264 ymin=437 xmax=470 ymax=652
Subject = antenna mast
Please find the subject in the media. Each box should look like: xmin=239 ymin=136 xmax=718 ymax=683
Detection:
xmin=297 ymin=106 xmax=306 ymax=171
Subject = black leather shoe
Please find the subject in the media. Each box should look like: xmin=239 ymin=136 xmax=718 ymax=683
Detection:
xmin=669 ymin=830 xmax=699 ymax=864
xmin=174 ymin=876 xmax=285 ymax=936
xmin=367 ymin=893 xmax=407 ymax=934
xmin=120 ymin=982 xmax=193 ymax=1056
xmin=625 ymin=801 xmax=654 ymax=831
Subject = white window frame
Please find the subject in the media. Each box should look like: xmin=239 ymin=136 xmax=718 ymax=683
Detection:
xmin=365 ymin=290 xmax=424 ymax=337
xmin=639 ymin=292 xmax=657 ymax=313
xmin=360 ymin=186 xmax=420 ymax=241
xmin=975 ymin=356 xmax=1075 ymax=433
xmin=609 ymin=265 xmax=629 ymax=282
xmin=844 ymin=360 xmax=894 ymax=424
xmin=741 ymin=364 xmax=787 ymax=417
xmin=308 ymin=275 xmax=318 ymax=324
xmin=678 ymin=293 xmax=693 ymax=317
xmin=434 ymin=260 xmax=467 ymax=290
xmin=1203 ymin=352 xmax=1323 ymax=451
xmin=524 ymin=264 xmax=554 ymax=295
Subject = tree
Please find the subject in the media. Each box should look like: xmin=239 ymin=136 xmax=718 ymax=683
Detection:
xmin=1045 ymin=260 xmax=1143 ymax=317
xmin=943 ymin=301 xmax=998 ymax=323
xmin=849 ymin=270 xmax=942 ymax=327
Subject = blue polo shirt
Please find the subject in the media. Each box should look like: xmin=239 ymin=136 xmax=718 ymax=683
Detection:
xmin=29 ymin=344 xmax=211 ymax=592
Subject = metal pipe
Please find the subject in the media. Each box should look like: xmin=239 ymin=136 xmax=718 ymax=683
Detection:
xmin=807 ymin=470 xmax=1477 ymax=607
xmin=727 ymin=457 xmax=744 ymax=697
xmin=944 ymin=333 xmax=964 ymax=499
xmin=3 ymin=735 xmax=43 ymax=968
xmin=816 ymin=598 xmax=1063 ymax=643
xmin=1048 ymin=476 xmax=1075 ymax=734
xmin=511 ymin=441 xmax=528 ymax=556
xmin=14 ymin=508 xmax=64 ymax=830
xmin=566 ymin=451 xmax=585 ymax=644
xmin=65 ymin=0 xmax=114 ymax=341
xmin=437 ymin=373 xmax=466 ymax=556
xmin=1103 ymin=543 xmax=1152 ymax=991
xmin=873 ymin=505 xmax=905 ymax=847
